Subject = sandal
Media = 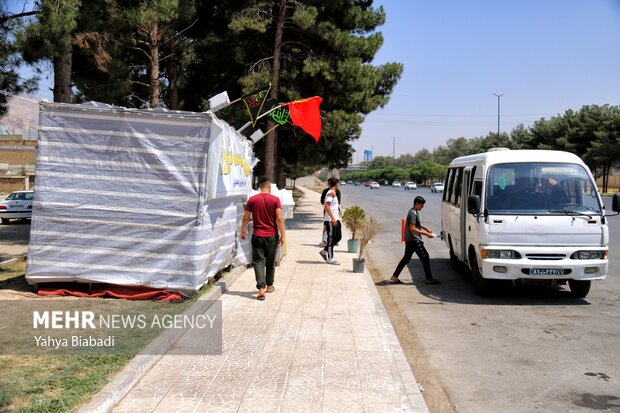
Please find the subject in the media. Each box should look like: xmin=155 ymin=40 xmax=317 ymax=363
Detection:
xmin=425 ymin=279 xmax=442 ymax=285
xmin=257 ymin=294 xmax=266 ymax=300
xmin=389 ymin=278 xmax=404 ymax=284
xmin=266 ymin=286 xmax=275 ymax=293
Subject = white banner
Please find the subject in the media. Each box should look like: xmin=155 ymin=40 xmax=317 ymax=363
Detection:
xmin=206 ymin=113 xmax=255 ymax=199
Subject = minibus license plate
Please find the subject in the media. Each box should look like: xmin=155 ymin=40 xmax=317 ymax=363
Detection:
xmin=530 ymin=268 xmax=564 ymax=276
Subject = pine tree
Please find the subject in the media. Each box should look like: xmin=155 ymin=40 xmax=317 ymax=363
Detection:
xmin=21 ymin=0 xmax=82 ymax=103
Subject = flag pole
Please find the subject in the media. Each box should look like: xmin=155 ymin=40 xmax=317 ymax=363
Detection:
xmin=264 ymin=123 xmax=280 ymax=135
xmin=237 ymin=103 xmax=285 ymax=133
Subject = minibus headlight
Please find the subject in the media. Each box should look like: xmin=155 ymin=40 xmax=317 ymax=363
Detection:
xmin=481 ymin=249 xmax=520 ymax=259
xmin=578 ymin=251 xmax=590 ymax=259
xmin=500 ymin=250 xmax=515 ymax=259
xmin=572 ymin=251 xmax=606 ymax=260
xmin=484 ymin=249 xmax=500 ymax=259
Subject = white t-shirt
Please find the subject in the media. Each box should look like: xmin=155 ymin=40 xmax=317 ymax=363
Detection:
xmin=323 ymin=190 xmax=340 ymax=221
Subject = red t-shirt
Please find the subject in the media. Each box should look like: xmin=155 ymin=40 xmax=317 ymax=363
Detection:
xmin=246 ymin=193 xmax=282 ymax=237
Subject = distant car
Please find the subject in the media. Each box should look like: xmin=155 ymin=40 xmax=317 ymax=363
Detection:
xmin=404 ymin=182 xmax=417 ymax=190
xmin=431 ymin=182 xmax=445 ymax=193
xmin=0 ymin=190 xmax=34 ymax=224
xmin=364 ymin=181 xmax=372 ymax=187
xmin=353 ymin=181 xmax=361 ymax=186
xmin=391 ymin=181 xmax=401 ymax=188
xmin=370 ymin=182 xmax=380 ymax=189
xmin=340 ymin=180 xmax=347 ymax=186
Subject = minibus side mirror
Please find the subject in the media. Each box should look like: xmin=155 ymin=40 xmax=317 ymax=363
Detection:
xmin=613 ymin=193 xmax=620 ymax=213
xmin=468 ymin=195 xmax=481 ymax=215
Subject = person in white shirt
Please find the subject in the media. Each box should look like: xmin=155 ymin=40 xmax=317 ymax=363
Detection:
xmin=319 ymin=178 xmax=342 ymax=265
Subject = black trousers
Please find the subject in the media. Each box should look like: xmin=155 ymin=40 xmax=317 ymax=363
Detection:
xmin=392 ymin=240 xmax=433 ymax=280
xmin=323 ymin=221 xmax=342 ymax=260
xmin=251 ymin=234 xmax=278 ymax=289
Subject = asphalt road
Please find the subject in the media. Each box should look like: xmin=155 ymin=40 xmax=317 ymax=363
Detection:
xmin=0 ymin=220 xmax=30 ymax=262
xmin=341 ymin=183 xmax=620 ymax=413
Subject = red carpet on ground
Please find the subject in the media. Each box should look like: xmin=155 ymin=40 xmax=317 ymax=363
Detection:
xmin=37 ymin=283 xmax=184 ymax=301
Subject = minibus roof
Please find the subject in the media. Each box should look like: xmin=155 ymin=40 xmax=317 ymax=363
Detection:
xmin=449 ymin=149 xmax=584 ymax=168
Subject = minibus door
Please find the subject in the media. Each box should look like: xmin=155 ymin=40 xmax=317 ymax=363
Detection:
xmin=460 ymin=167 xmax=474 ymax=260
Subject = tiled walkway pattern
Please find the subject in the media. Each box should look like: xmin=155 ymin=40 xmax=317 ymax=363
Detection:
xmin=113 ymin=188 xmax=426 ymax=412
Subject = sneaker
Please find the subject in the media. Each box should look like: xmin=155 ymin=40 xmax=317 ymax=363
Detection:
xmin=319 ymin=250 xmax=328 ymax=261
xmin=319 ymin=241 xmax=326 ymax=247
xmin=327 ymin=259 xmax=340 ymax=265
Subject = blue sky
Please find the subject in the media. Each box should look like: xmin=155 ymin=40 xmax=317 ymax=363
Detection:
xmin=355 ymin=0 xmax=620 ymax=161
xmin=8 ymin=0 xmax=620 ymax=161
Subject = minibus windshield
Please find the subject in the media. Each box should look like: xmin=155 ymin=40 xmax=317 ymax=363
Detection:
xmin=485 ymin=162 xmax=601 ymax=215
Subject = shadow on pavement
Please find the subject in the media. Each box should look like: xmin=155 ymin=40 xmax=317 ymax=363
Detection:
xmin=224 ymin=290 xmax=259 ymax=300
xmin=285 ymin=211 xmax=316 ymax=230
xmin=378 ymin=258 xmax=591 ymax=306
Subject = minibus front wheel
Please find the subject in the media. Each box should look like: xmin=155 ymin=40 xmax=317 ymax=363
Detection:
xmin=469 ymin=249 xmax=491 ymax=296
xmin=568 ymin=279 xmax=591 ymax=298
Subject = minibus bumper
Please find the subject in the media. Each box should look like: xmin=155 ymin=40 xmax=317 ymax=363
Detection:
xmin=480 ymin=255 xmax=608 ymax=281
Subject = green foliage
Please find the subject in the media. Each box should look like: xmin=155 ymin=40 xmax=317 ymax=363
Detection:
xmin=0 ymin=5 xmax=37 ymax=115
xmin=409 ymin=159 xmax=445 ymax=182
xmin=341 ymin=205 xmax=366 ymax=239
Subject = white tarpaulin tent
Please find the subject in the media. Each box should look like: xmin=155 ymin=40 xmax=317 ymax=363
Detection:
xmin=26 ymin=102 xmax=255 ymax=295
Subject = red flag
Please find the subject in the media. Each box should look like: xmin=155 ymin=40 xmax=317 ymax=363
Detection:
xmin=282 ymin=96 xmax=322 ymax=143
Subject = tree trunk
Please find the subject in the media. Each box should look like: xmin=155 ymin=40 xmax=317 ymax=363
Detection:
xmin=149 ymin=20 xmax=160 ymax=108
xmin=53 ymin=48 xmax=72 ymax=103
xmin=264 ymin=0 xmax=287 ymax=181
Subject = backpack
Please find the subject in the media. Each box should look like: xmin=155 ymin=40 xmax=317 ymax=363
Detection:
xmin=320 ymin=188 xmax=329 ymax=205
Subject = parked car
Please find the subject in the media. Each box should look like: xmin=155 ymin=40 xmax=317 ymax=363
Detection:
xmin=340 ymin=180 xmax=347 ymax=186
xmin=404 ymin=182 xmax=417 ymax=190
xmin=391 ymin=181 xmax=401 ymax=188
xmin=353 ymin=181 xmax=361 ymax=186
xmin=364 ymin=181 xmax=372 ymax=187
xmin=431 ymin=182 xmax=445 ymax=193
xmin=370 ymin=182 xmax=380 ymax=189
xmin=0 ymin=190 xmax=34 ymax=224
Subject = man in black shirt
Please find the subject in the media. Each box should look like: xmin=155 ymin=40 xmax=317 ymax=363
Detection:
xmin=389 ymin=196 xmax=440 ymax=285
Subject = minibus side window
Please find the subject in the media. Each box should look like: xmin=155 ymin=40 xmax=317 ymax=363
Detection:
xmin=453 ymin=168 xmax=463 ymax=206
xmin=443 ymin=169 xmax=453 ymax=202
xmin=473 ymin=181 xmax=483 ymax=197
xmin=470 ymin=166 xmax=477 ymax=191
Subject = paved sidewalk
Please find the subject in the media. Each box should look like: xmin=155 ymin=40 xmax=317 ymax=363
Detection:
xmin=111 ymin=187 xmax=428 ymax=413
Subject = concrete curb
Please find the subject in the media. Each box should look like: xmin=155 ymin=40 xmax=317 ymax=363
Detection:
xmin=77 ymin=264 xmax=248 ymax=413
xmin=360 ymin=265 xmax=430 ymax=412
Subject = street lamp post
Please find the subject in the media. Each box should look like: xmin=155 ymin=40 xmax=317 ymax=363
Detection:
xmin=493 ymin=92 xmax=504 ymax=147
xmin=392 ymin=137 xmax=396 ymax=158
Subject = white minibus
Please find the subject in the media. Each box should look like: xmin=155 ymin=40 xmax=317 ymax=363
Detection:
xmin=441 ymin=149 xmax=620 ymax=297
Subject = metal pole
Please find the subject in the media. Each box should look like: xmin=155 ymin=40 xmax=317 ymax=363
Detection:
xmin=392 ymin=137 xmax=395 ymax=158
xmin=493 ymin=92 xmax=504 ymax=146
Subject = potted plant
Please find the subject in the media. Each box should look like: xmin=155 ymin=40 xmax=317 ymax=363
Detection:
xmin=353 ymin=216 xmax=378 ymax=273
xmin=342 ymin=205 xmax=366 ymax=253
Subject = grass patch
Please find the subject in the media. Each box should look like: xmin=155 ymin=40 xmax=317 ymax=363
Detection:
xmin=0 ymin=354 xmax=131 ymax=413
xmin=0 ymin=259 xmax=27 ymax=282
xmin=0 ymin=268 xmax=218 ymax=412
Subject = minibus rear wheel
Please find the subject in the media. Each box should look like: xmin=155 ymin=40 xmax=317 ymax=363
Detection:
xmin=568 ymin=279 xmax=591 ymax=298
